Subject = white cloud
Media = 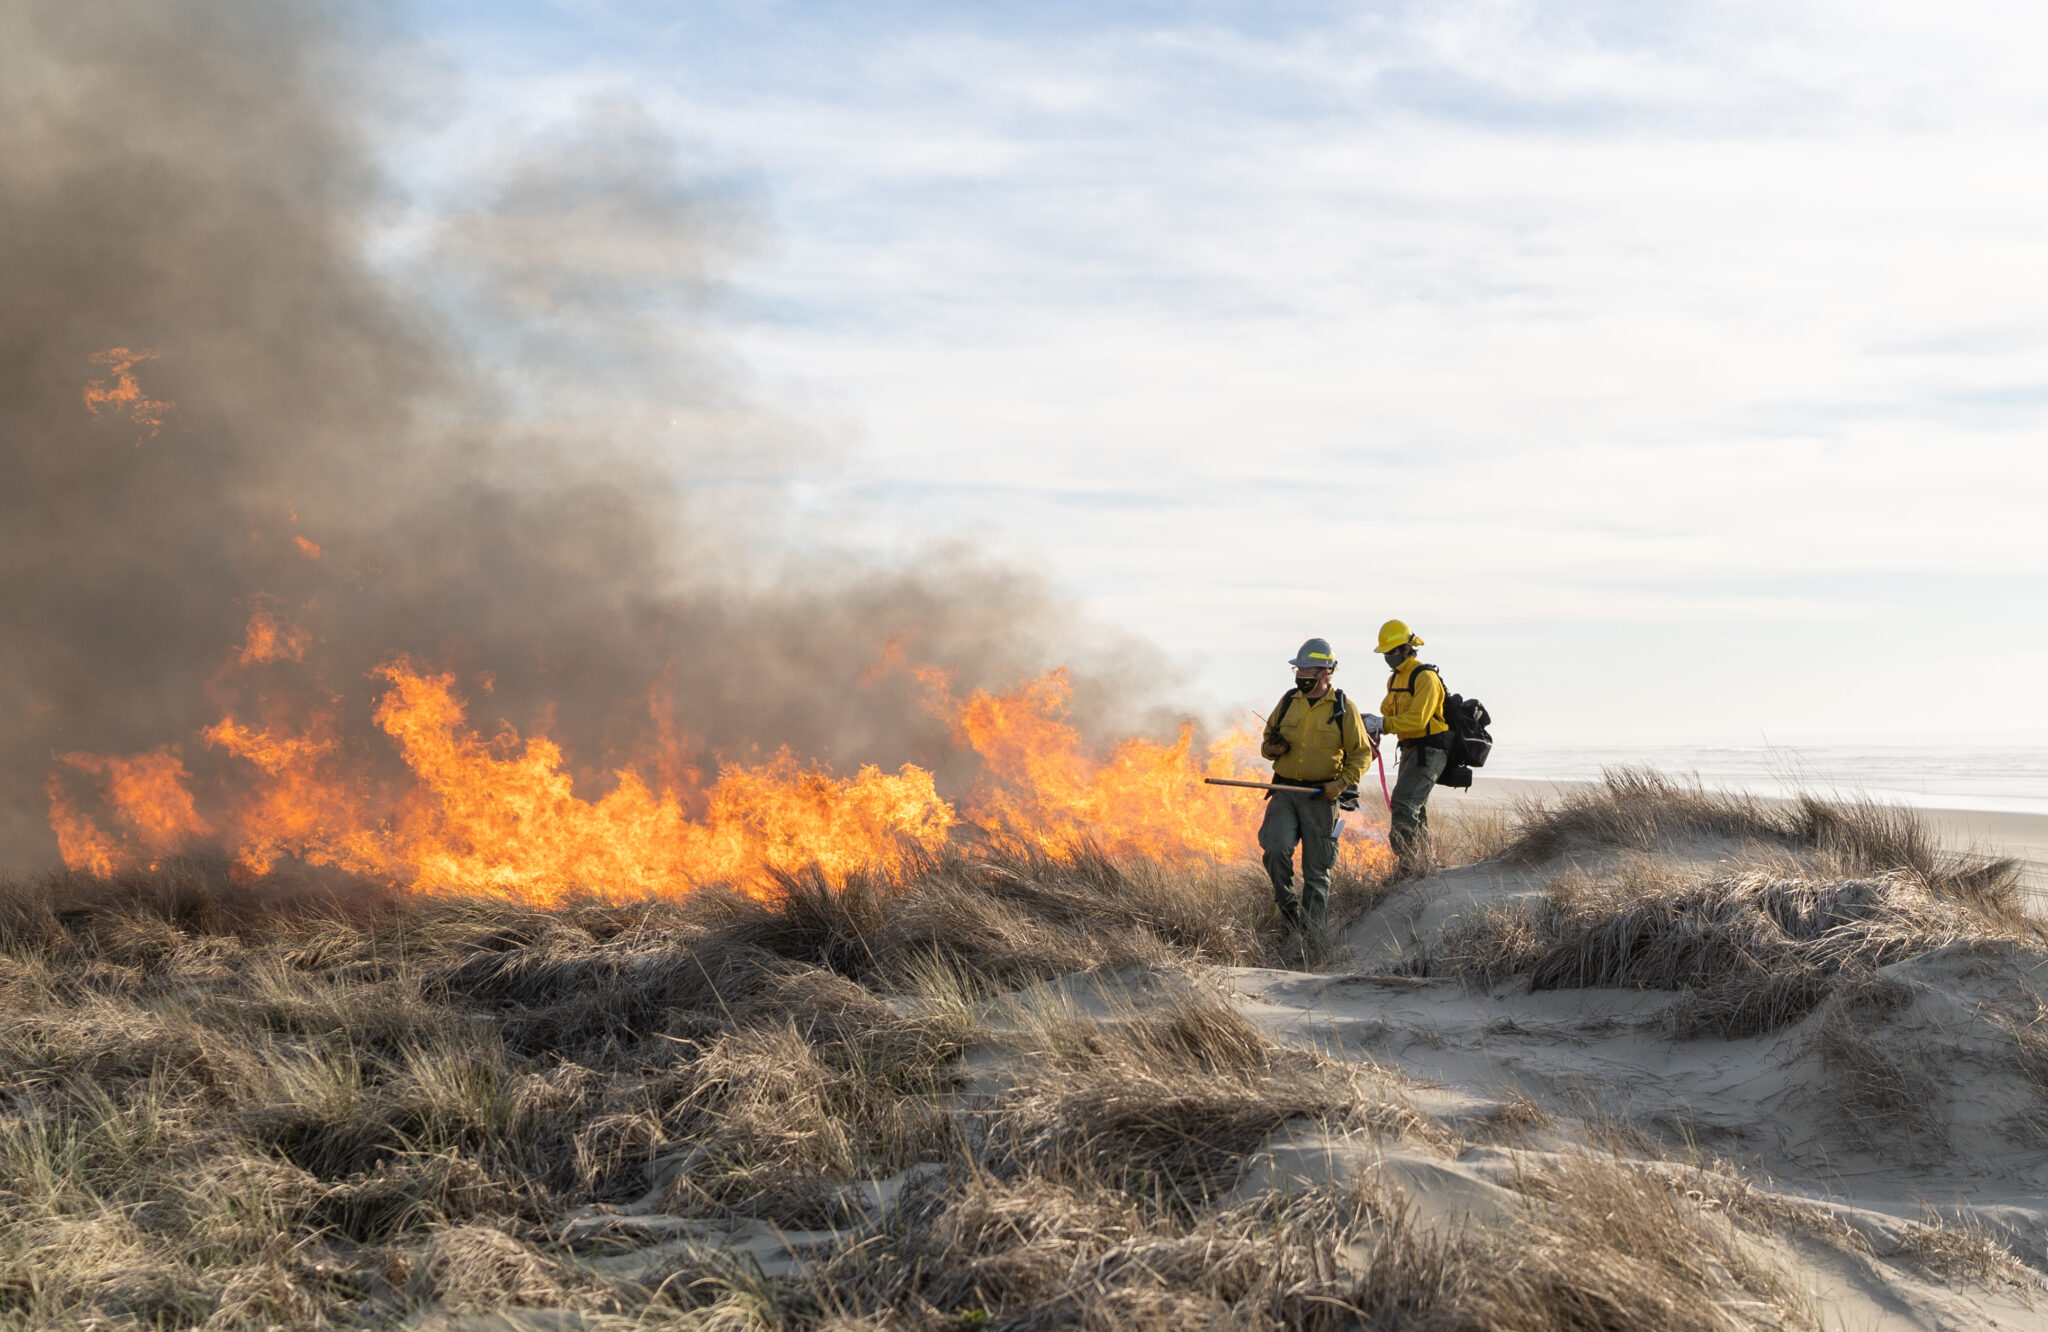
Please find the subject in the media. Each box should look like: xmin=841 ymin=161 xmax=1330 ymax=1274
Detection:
xmin=411 ymin=0 xmax=2048 ymax=740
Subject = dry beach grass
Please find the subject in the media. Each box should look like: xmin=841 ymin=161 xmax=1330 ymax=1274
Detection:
xmin=0 ymin=774 xmax=2041 ymax=1328
xmin=1424 ymin=771 xmax=2032 ymax=1037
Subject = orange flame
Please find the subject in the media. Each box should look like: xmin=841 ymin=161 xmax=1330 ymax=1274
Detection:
xmin=201 ymin=711 xmax=358 ymax=876
xmin=82 ymin=347 xmax=174 ymax=439
xmin=349 ymin=660 xmax=958 ymax=902
xmin=47 ymin=643 xmax=1388 ymax=896
xmin=238 ymin=610 xmax=311 ymax=664
xmin=51 ymin=747 xmax=210 ymax=869
xmin=941 ymin=669 xmax=1265 ymax=861
xmin=45 ymin=774 xmax=123 ymax=878
xmin=293 ymin=535 xmax=322 ymax=560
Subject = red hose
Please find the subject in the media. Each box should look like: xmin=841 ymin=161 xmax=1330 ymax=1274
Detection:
xmin=1372 ymin=737 xmax=1392 ymax=812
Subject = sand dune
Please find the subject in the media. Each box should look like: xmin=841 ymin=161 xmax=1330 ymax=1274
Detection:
xmin=1227 ymin=864 xmax=2048 ymax=1328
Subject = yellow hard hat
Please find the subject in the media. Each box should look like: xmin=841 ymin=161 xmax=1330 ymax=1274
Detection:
xmin=1375 ymin=619 xmax=1422 ymax=654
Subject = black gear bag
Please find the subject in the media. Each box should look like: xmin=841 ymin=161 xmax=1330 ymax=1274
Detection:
xmin=1398 ymin=663 xmax=1494 ymax=788
xmin=1444 ymin=691 xmax=1493 ymax=771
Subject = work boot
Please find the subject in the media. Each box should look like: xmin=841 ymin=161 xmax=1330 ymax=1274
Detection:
xmin=1276 ymin=898 xmax=1304 ymax=932
xmin=1387 ymin=827 xmax=1433 ymax=883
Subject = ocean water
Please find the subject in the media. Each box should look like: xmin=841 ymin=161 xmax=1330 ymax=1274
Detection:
xmin=1482 ymin=745 xmax=2048 ymax=818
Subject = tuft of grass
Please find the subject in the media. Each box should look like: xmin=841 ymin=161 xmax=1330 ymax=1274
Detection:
xmin=1890 ymin=1208 xmax=2039 ymax=1294
xmin=983 ymin=989 xmax=1386 ymax=1215
xmin=1472 ymin=1091 xmax=1552 ymax=1142
xmin=1506 ymin=768 xmax=2024 ymax=909
xmin=1811 ymin=976 xmax=1946 ymax=1157
xmin=1479 ymin=1150 xmax=1801 ymax=1331
xmin=1985 ymin=988 xmax=2048 ymax=1147
xmin=651 ymin=1018 xmax=959 ymax=1225
xmin=406 ymin=1224 xmax=567 ymax=1312
xmin=1426 ymin=857 xmax=2021 ymax=1038
xmin=1429 ymin=801 xmax=1519 ymax=870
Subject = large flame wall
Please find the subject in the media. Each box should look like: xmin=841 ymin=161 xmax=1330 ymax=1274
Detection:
xmin=45 ymin=618 xmax=1388 ymax=902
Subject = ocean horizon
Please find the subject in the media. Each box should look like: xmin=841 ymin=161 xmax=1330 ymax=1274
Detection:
xmin=1480 ymin=744 xmax=2048 ymax=818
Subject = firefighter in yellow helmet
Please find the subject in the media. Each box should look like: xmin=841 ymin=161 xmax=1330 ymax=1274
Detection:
xmin=1257 ymin=637 xmax=1373 ymax=930
xmin=1376 ymin=619 xmax=1449 ymax=872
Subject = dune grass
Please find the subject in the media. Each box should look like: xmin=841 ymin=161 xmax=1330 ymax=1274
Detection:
xmin=1504 ymin=768 xmax=2023 ymax=909
xmin=729 ymin=1150 xmax=1802 ymax=1332
xmin=1423 ymin=859 xmax=2023 ymax=1037
xmin=0 ymin=840 xmax=1401 ymax=1327
xmin=1423 ymin=770 xmax=2034 ymax=1037
xmin=1 ymin=776 xmax=2033 ymax=1327
xmin=0 ymin=833 xmax=1817 ymax=1329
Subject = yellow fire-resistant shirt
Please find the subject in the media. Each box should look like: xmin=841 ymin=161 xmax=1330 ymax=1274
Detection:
xmin=1265 ymin=690 xmax=1371 ymax=786
xmin=1381 ymin=658 xmax=1449 ymax=741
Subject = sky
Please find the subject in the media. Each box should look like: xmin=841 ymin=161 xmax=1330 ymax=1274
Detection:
xmin=398 ymin=0 xmax=2048 ymax=746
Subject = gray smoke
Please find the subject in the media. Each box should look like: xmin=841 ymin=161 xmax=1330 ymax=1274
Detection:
xmin=0 ymin=0 xmax=1160 ymax=866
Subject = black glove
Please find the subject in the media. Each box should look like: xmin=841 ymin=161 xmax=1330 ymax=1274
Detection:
xmin=1260 ymin=736 xmax=1290 ymax=760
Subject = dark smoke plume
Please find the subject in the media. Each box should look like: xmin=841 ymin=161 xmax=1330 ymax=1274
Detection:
xmin=0 ymin=0 xmax=1156 ymax=866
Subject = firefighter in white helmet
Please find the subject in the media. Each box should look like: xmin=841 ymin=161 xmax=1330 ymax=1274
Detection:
xmin=1257 ymin=637 xmax=1375 ymax=930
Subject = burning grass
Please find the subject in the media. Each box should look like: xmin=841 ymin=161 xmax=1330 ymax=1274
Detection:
xmin=47 ymin=651 xmax=1354 ymax=901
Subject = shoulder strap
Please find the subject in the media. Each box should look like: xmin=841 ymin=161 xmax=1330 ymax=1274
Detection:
xmin=1389 ymin=663 xmax=1439 ymax=696
xmin=1265 ymin=689 xmax=1298 ymax=735
xmin=1269 ymin=688 xmax=1355 ymax=734
xmin=1413 ymin=666 xmax=1447 ymax=727
xmin=1332 ymin=688 xmax=1364 ymax=741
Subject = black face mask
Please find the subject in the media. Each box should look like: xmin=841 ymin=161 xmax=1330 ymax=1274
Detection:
xmin=1295 ymin=676 xmax=1319 ymax=692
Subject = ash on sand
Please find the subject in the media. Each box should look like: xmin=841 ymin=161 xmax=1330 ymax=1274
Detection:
xmin=6 ymin=771 xmax=2048 ymax=1330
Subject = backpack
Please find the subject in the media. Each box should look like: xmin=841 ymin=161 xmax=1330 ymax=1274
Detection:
xmin=1394 ymin=663 xmax=1494 ymax=788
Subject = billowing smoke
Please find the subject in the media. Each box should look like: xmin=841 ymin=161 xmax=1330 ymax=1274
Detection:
xmin=0 ymin=0 xmax=1160 ymax=867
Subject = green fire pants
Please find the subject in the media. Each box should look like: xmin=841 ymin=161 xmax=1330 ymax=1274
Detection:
xmin=1259 ymin=787 xmax=1338 ymax=926
xmin=1389 ymin=742 xmax=1447 ymax=866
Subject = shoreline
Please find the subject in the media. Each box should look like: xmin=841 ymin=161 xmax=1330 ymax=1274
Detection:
xmin=1452 ymin=776 xmax=2048 ymax=893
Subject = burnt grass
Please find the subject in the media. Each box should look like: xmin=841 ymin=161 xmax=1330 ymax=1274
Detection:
xmin=0 ymin=786 xmax=2028 ymax=1329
